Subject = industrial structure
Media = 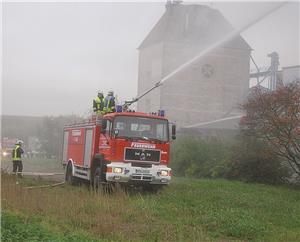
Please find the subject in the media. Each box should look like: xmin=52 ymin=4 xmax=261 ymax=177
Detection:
xmin=250 ymin=52 xmax=281 ymax=90
xmin=137 ymin=2 xmax=252 ymax=128
xmin=282 ymin=65 xmax=300 ymax=85
xmin=250 ymin=53 xmax=300 ymax=89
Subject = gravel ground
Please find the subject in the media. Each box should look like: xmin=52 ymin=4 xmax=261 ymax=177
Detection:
xmin=1 ymin=157 xmax=65 ymax=182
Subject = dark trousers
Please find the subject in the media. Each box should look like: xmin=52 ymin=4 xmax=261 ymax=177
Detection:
xmin=12 ymin=160 xmax=23 ymax=175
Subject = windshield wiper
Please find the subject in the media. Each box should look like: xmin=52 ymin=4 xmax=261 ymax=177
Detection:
xmin=148 ymin=138 xmax=166 ymax=143
xmin=114 ymin=136 xmax=134 ymax=141
xmin=125 ymin=136 xmax=151 ymax=141
xmin=117 ymin=136 xmax=143 ymax=141
xmin=115 ymin=136 xmax=165 ymax=143
xmin=130 ymin=136 xmax=149 ymax=141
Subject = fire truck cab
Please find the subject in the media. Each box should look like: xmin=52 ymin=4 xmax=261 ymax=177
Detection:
xmin=62 ymin=111 xmax=176 ymax=190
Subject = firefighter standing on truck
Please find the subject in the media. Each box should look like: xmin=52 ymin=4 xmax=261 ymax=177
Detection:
xmin=12 ymin=140 xmax=24 ymax=177
xmin=93 ymin=91 xmax=105 ymax=115
xmin=104 ymin=91 xmax=116 ymax=113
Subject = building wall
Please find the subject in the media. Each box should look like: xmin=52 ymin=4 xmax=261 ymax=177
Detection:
xmin=137 ymin=42 xmax=164 ymax=113
xmin=137 ymin=4 xmax=251 ymax=128
xmin=138 ymin=40 xmax=250 ymax=128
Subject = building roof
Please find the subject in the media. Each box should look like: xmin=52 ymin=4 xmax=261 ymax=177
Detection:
xmin=138 ymin=3 xmax=251 ymax=51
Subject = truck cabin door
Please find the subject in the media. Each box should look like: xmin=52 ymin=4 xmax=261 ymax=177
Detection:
xmin=99 ymin=119 xmax=112 ymax=157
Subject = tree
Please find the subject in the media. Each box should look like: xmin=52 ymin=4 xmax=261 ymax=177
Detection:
xmin=241 ymin=81 xmax=300 ymax=176
xmin=229 ymin=135 xmax=291 ymax=184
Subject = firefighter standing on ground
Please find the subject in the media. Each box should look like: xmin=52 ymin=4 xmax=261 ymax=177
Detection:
xmin=12 ymin=140 xmax=24 ymax=177
xmin=93 ymin=91 xmax=105 ymax=115
xmin=104 ymin=91 xmax=116 ymax=113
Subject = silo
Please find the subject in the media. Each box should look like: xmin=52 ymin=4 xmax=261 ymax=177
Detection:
xmin=137 ymin=3 xmax=251 ymax=128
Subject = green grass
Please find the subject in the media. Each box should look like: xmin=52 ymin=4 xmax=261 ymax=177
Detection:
xmin=1 ymin=211 xmax=103 ymax=242
xmin=2 ymin=173 xmax=300 ymax=242
xmin=143 ymin=178 xmax=300 ymax=241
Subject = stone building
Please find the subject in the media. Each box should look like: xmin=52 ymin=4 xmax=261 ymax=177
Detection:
xmin=137 ymin=3 xmax=251 ymax=128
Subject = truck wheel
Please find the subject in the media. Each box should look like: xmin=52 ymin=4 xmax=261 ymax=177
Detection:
xmin=65 ymin=163 xmax=78 ymax=185
xmin=93 ymin=166 xmax=103 ymax=191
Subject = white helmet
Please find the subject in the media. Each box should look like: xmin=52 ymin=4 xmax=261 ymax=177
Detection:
xmin=108 ymin=90 xmax=114 ymax=96
xmin=16 ymin=140 xmax=23 ymax=145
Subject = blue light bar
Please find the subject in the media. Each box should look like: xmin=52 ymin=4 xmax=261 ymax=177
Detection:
xmin=158 ymin=110 xmax=165 ymax=117
xmin=116 ymin=105 xmax=123 ymax=112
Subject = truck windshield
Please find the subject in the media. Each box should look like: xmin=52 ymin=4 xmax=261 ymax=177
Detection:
xmin=113 ymin=116 xmax=169 ymax=142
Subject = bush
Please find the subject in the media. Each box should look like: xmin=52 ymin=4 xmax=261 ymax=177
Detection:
xmin=228 ymin=136 xmax=291 ymax=184
xmin=171 ymin=136 xmax=232 ymax=178
xmin=171 ymin=135 xmax=291 ymax=185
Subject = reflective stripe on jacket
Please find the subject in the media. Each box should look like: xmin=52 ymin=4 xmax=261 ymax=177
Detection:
xmin=93 ymin=97 xmax=104 ymax=114
xmin=104 ymin=96 xmax=116 ymax=113
xmin=12 ymin=145 xmax=22 ymax=161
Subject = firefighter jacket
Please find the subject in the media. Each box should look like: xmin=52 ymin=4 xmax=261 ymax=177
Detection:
xmin=93 ymin=96 xmax=104 ymax=114
xmin=12 ymin=145 xmax=24 ymax=161
xmin=104 ymin=95 xmax=116 ymax=113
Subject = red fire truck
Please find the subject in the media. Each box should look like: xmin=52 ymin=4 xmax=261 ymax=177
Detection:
xmin=62 ymin=110 xmax=176 ymax=190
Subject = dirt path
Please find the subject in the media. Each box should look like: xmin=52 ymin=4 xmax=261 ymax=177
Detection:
xmin=1 ymin=158 xmax=65 ymax=182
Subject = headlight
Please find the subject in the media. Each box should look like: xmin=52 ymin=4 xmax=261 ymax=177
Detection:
xmin=2 ymin=152 xmax=8 ymax=157
xmin=160 ymin=170 xmax=169 ymax=176
xmin=112 ymin=167 xmax=123 ymax=173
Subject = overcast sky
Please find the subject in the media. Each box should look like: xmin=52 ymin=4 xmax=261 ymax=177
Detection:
xmin=1 ymin=1 xmax=299 ymax=117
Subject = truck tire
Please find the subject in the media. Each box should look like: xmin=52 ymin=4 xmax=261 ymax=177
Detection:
xmin=65 ymin=163 xmax=78 ymax=185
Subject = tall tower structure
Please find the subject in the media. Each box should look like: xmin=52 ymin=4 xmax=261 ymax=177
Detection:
xmin=137 ymin=3 xmax=251 ymax=128
xmin=268 ymin=52 xmax=279 ymax=90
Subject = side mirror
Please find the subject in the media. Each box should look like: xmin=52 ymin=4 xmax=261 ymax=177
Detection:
xmin=171 ymin=124 xmax=176 ymax=140
xmin=101 ymin=119 xmax=107 ymax=134
xmin=113 ymin=129 xmax=119 ymax=137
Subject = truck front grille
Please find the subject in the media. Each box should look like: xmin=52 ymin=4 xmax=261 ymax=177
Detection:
xmin=131 ymin=162 xmax=152 ymax=168
xmin=125 ymin=148 xmax=160 ymax=162
xmin=131 ymin=174 xmax=153 ymax=181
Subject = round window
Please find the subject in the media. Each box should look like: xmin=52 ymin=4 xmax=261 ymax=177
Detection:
xmin=201 ymin=64 xmax=214 ymax=78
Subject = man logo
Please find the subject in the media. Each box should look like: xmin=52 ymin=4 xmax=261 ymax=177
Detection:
xmin=140 ymin=152 xmax=146 ymax=161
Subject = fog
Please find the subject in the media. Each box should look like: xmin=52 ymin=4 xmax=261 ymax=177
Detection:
xmin=1 ymin=1 xmax=299 ymax=117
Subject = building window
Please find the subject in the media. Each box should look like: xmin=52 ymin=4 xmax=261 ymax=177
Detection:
xmin=201 ymin=64 xmax=215 ymax=78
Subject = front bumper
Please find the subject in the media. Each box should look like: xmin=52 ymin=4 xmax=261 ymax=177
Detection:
xmin=106 ymin=162 xmax=171 ymax=185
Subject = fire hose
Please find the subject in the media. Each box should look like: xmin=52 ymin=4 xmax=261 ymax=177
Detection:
xmin=24 ymin=182 xmax=65 ymax=190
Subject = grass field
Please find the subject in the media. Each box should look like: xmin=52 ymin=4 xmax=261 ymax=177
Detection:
xmin=1 ymin=172 xmax=300 ymax=242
